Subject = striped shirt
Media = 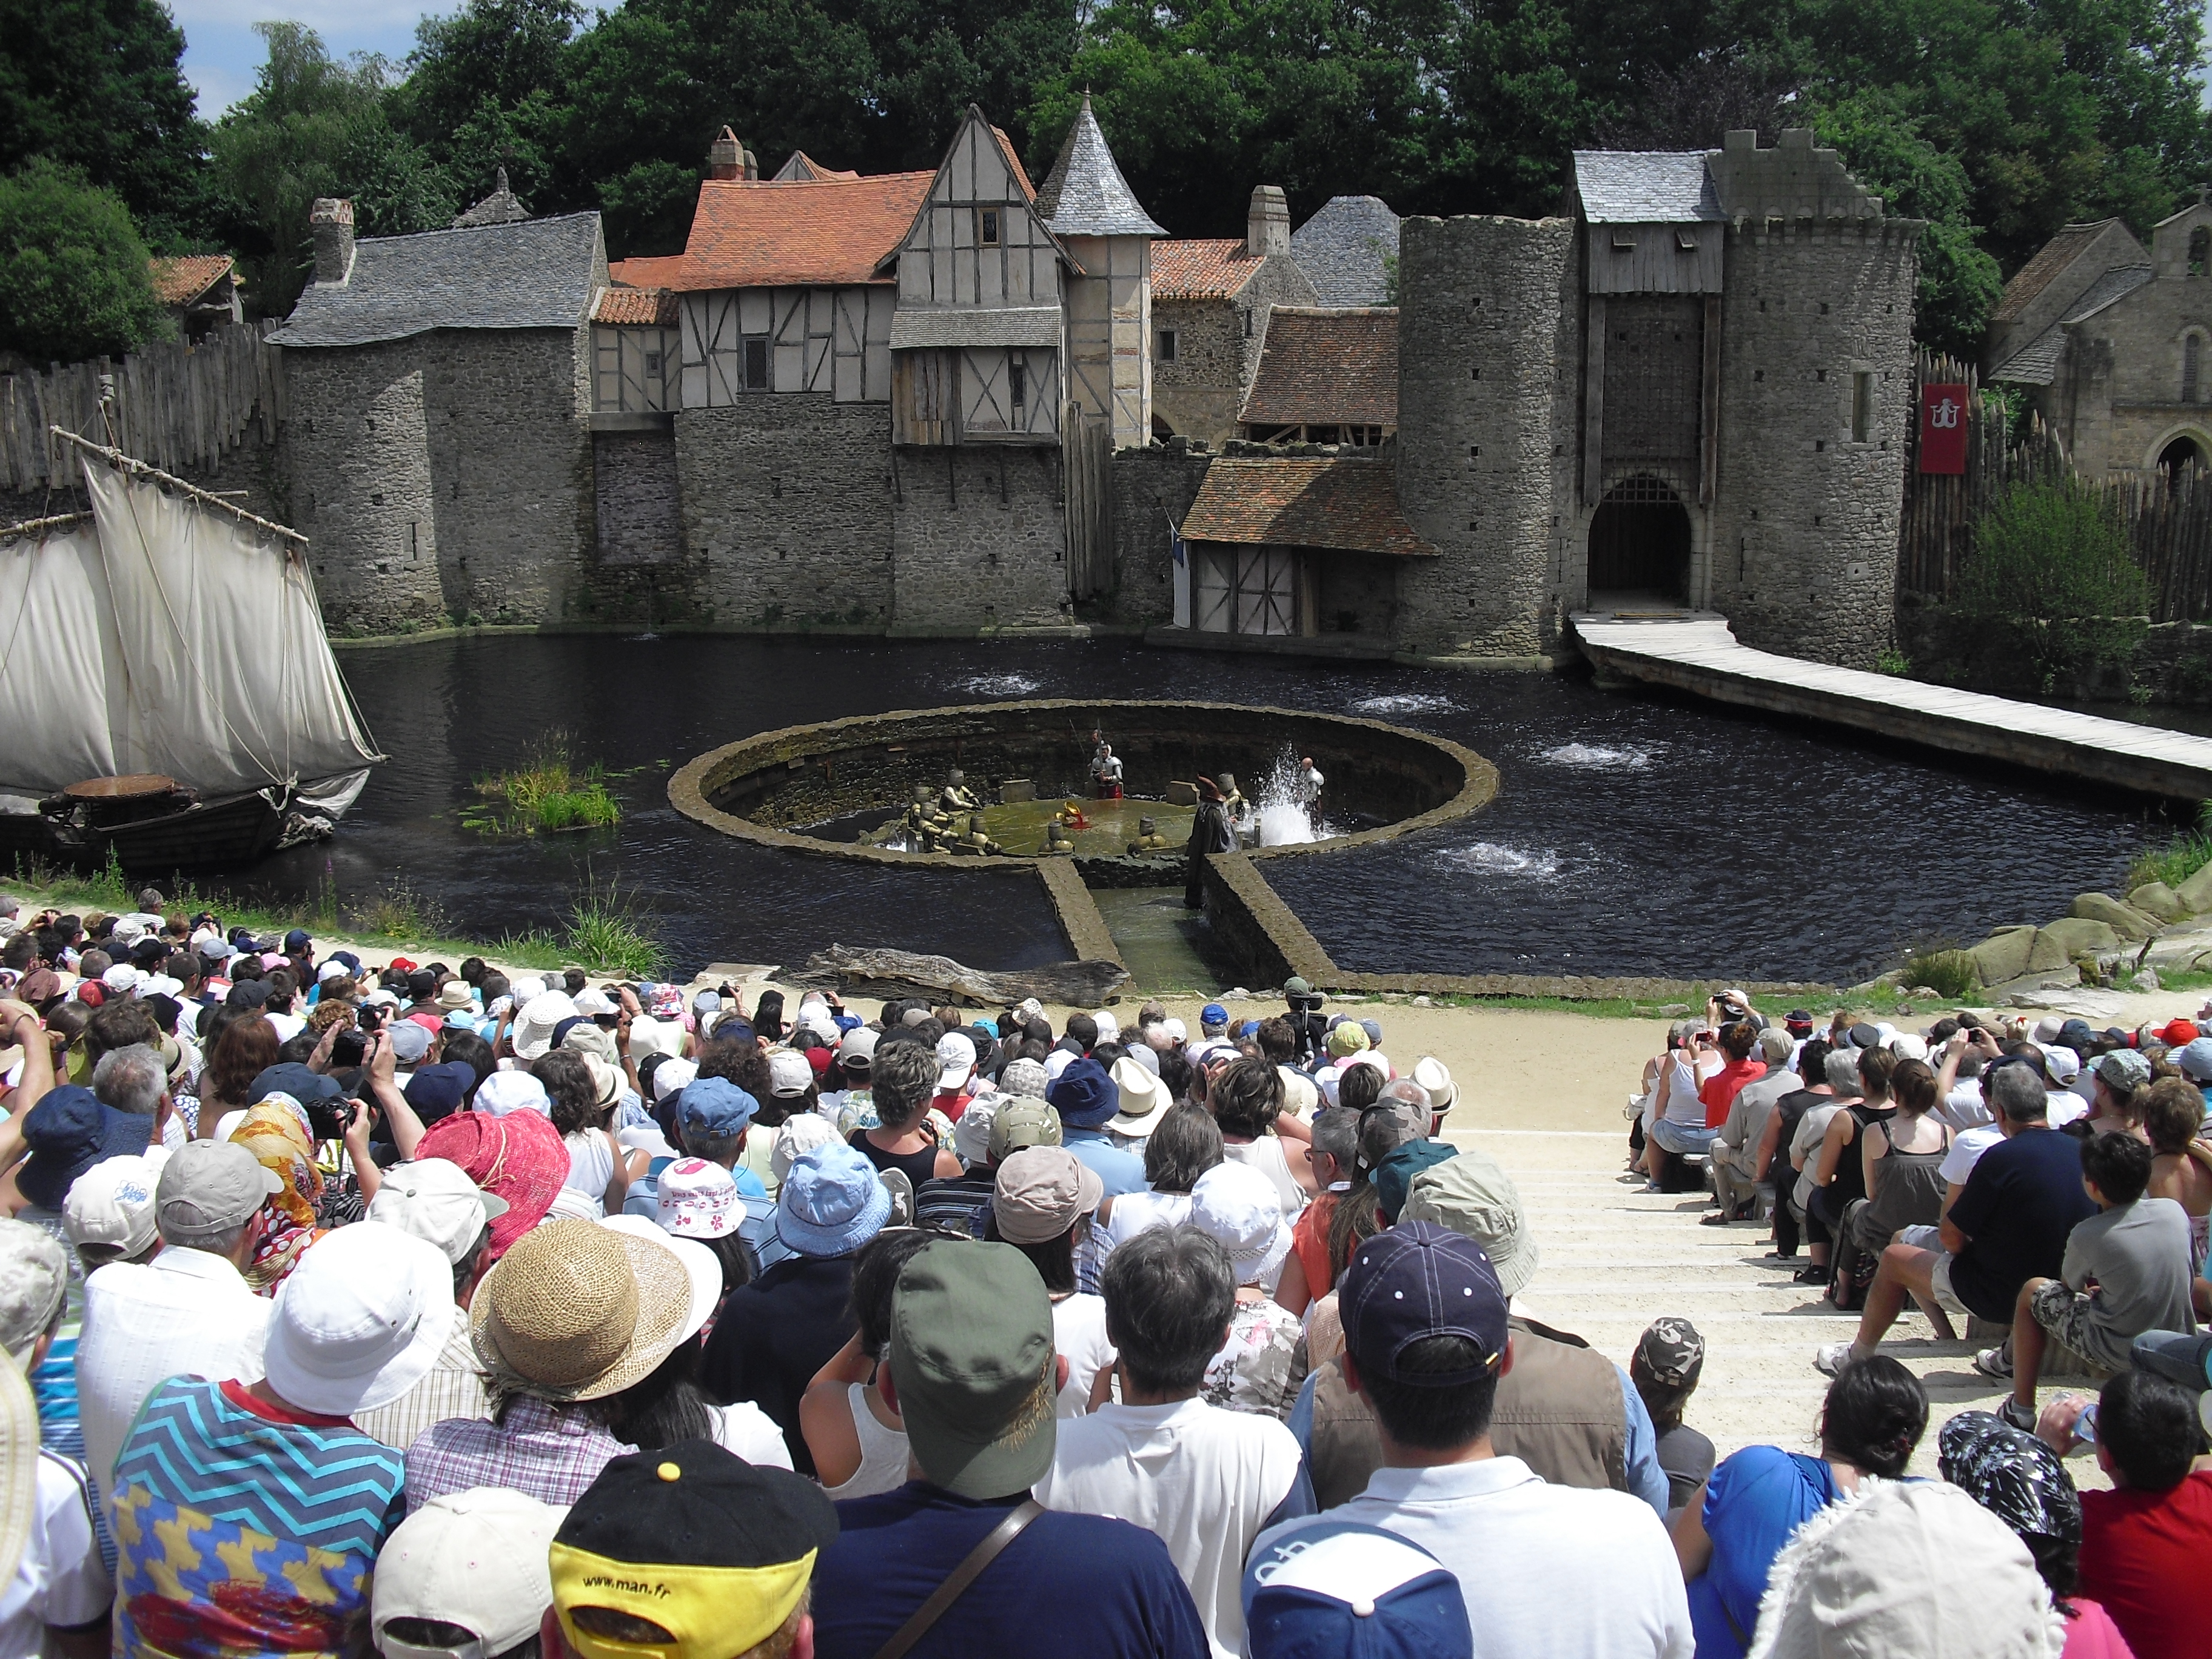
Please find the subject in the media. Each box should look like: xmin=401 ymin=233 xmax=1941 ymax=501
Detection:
xmin=110 ymin=1378 xmax=404 ymax=1659
xmin=353 ymin=1318 xmax=491 ymax=1455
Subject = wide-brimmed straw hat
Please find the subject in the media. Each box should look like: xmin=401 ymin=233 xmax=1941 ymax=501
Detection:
xmin=511 ymin=992 xmax=579 ymax=1061
xmin=471 ymin=1218 xmax=694 ymax=1402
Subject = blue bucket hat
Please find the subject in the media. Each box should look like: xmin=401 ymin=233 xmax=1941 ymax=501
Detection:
xmin=678 ymin=1077 xmax=759 ymax=1138
xmin=17 ymin=1085 xmax=155 ymax=1212
xmin=775 ymin=1141 xmax=891 ymax=1258
xmin=1046 ymin=1057 xmax=1119 ymax=1130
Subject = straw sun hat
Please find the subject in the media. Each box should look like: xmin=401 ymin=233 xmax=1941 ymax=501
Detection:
xmin=470 ymin=1218 xmax=693 ymax=1402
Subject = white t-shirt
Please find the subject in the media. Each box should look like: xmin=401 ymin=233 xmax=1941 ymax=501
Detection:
xmin=76 ymin=1247 xmax=270 ymax=1494
xmin=2049 ymin=1090 xmax=2092 ymax=1129
xmin=1253 ymin=1457 xmax=1692 ymax=1659
xmin=265 ymin=1012 xmax=307 ymax=1045
xmin=1036 ymin=1398 xmax=1304 ymax=1659
xmin=1940 ymin=1124 xmax=2008 ymax=1188
xmin=0 ymin=1452 xmax=112 ymax=1657
xmin=1939 ymin=1083 xmax=1992 ymax=1133
xmin=709 ymin=1401 xmax=794 ymax=1470
xmin=1051 ymin=1293 xmax=1117 ymax=1417
xmin=563 ymin=1127 xmax=617 ymax=1210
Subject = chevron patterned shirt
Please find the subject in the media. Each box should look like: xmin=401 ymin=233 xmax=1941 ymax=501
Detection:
xmin=109 ymin=1377 xmax=404 ymax=1659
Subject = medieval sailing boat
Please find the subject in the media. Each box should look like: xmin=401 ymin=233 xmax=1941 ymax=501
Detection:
xmin=0 ymin=416 xmax=382 ymax=873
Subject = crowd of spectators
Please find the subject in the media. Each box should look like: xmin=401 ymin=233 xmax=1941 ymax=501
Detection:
xmin=0 ymin=898 xmax=2208 ymax=1657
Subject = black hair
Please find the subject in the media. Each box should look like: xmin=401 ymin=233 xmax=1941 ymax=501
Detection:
xmin=1022 ymin=1017 xmax=1053 ymax=1048
xmin=275 ymin=1030 xmax=319 ymax=1065
xmin=848 ymin=1227 xmax=948 ymax=1360
xmin=439 ymin=1031 xmax=495 ymax=1106
xmin=1 ymin=933 xmax=37 ymax=971
xmin=981 ymin=1211 xmax=1078 ymax=1293
xmin=1337 ymin=1062 xmax=1386 ymax=1116
xmin=752 ymin=990 xmax=786 ymax=1042
xmin=2098 ymin=1368 xmax=2206 ymax=1492
xmin=700 ymin=1232 xmax=756 ymax=1298
xmin=459 ymin=956 xmax=487 ymax=986
xmin=531 ymin=1049 xmax=599 ymax=1138
xmin=563 ymin=968 xmax=588 ymax=996
xmin=1156 ymin=1050 xmax=1193 ymax=1106
xmin=1065 ymin=1013 xmax=1098 ymax=1050
xmin=1210 ymin=1056 xmax=1284 ymax=1138
xmin=1857 ymin=1045 xmax=1898 ymax=1101
xmin=1101 ymin=1225 xmax=1236 ymax=1395
xmin=1358 ymin=1335 xmax=1502 ymax=1450
xmin=379 ymin=1620 xmax=538 ymax=1659
xmin=1142 ymin=1104 xmax=1224 ymax=1193
xmin=601 ymin=1336 xmax=721 ymax=1451
xmin=868 ymin=1040 xmax=937 ymax=1130
xmin=1818 ymin=1355 xmax=1928 ymax=1478
xmin=2081 ymin=1131 xmax=2155 ymax=1207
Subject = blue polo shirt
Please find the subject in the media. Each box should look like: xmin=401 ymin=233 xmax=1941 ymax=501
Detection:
xmin=1062 ymin=1127 xmax=1148 ymax=1198
xmin=814 ymin=1483 xmax=1208 ymax=1659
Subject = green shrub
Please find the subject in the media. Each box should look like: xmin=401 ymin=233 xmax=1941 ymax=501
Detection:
xmin=1954 ymin=480 xmax=2150 ymax=692
xmin=1903 ymin=948 xmax=1980 ymax=999
xmin=0 ymin=159 xmax=170 ymax=363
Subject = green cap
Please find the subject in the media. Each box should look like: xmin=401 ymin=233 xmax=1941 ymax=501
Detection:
xmin=1403 ymin=1147 xmax=1538 ymax=1298
xmin=1283 ymin=977 xmax=1312 ymax=998
xmin=988 ymin=1098 xmax=1062 ymax=1163
xmin=889 ymin=1240 xmax=1056 ymax=1500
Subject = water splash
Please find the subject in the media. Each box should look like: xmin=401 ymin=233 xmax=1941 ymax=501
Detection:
xmin=1438 ymin=842 xmax=1562 ymax=880
xmin=959 ymin=672 xmax=1041 ymax=697
xmin=1537 ymin=742 xmax=1659 ymax=771
xmin=1250 ymin=746 xmax=1331 ymax=846
xmin=1350 ymin=692 xmax=1458 ymax=716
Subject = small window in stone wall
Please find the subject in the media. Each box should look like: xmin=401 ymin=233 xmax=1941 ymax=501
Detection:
xmin=743 ymin=337 xmax=768 ymax=391
xmin=1851 ymin=370 xmax=1874 ymax=442
xmin=2187 ymin=333 xmax=2202 ymax=404
xmin=2192 ymin=227 xmax=2209 ymax=278
xmin=1158 ymin=328 xmax=1178 ymax=362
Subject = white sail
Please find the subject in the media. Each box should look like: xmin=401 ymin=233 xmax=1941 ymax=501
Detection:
xmin=0 ymin=455 xmax=381 ymax=806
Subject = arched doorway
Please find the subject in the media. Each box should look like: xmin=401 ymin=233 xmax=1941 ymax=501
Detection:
xmin=2160 ymin=434 xmax=2205 ymax=475
xmin=1587 ymin=474 xmax=1692 ymax=605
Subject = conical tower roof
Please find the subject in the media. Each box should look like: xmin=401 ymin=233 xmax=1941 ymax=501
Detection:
xmin=1036 ymin=95 xmax=1165 ymax=237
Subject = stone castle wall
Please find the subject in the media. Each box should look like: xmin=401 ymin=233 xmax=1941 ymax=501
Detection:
xmin=1152 ymin=298 xmax=1248 ymax=445
xmin=891 ymin=445 xmax=1069 ymax=631
xmin=284 ymin=327 xmax=592 ymax=635
xmin=1393 ymin=215 xmax=1578 ymax=659
xmin=1101 ymin=439 xmax=1213 ymax=627
xmin=1707 ymin=220 xmax=1919 ymax=666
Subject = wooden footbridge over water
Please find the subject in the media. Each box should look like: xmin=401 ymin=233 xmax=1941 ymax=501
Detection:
xmin=1570 ymin=612 xmax=2212 ymax=802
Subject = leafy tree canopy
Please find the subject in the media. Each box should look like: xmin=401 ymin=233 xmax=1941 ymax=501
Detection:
xmin=0 ymin=158 xmax=170 ymax=363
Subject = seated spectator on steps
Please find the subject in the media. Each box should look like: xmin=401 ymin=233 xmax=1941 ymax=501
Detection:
xmin=2074 ymin=1369 xmax=2212 ymax=1659
xmin=1785 ymin=1050 xmax=1862 ymax=1284
xmin=2142 ymin=1074 xmax=2212 ymax=1287
xmin=1940 ymin=1410 xmax=2136 ymax=1659
xmin=800 ymin=1227 xmax=939 ymax=1500
xmin=809 ymin=1237 xmax=1210 ymax=1659
xmin=1752 ymin=1039 xmax=1838 ymax=1261
xmin=2001 ymin=1132 xmax=2194 ymax=1431
xmin=1275 ymin=1106 xmax=1358 ymax=1315
xmin=1252 ymin=1222 xmax=1691 ymax=1658
xmin=1644 ymin=1020 xmax=1762 ymax=1191
xmin=1036 ymin=1225 xmax=1312 ymax=1659
xmin=1674 ymin=1357 xmax=1928 ymax=1659
xmin=1631 ymin=1318 xmax=1712 ymax=1524
xmin=1706 ymin=1027 xmax=1795 ymax=1222
xmin=1817 ymin=1062 xmax=2096 ymax=1380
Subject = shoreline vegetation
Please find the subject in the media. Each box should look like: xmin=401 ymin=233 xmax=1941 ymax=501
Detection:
xmin=6 ymin=851 xmax=668 ymax=980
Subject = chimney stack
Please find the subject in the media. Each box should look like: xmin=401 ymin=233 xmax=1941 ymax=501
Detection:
xmin=709 ymin=127 xmax=759 ymax=181
xmin=1247 ymin=186 xmax=1289 ymax=257
xmin=309 ymin=198 xmax=354 ymax=285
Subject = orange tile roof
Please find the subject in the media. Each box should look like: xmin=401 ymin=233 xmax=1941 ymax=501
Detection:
xmin=648 ymin=174 xmax=936 ymax=290
xmin=1241 ymin=307 xmax=1398 ymax=428
xmin=1181 ymin=457 xmax=1436 ymax=557
xmin=594 ymin=286 xmax=678 ymax=325
xmin=1153 ymin=239 xmax=1264 ymax=300
xmin=990 ymin=126 xmax=1036 ymax=201
xmin=149 ymin=253 xmax=234 ymax=307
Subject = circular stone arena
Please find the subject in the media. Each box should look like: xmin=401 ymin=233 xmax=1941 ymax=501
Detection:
xmin=667 ymin=699 xmax=1499 ymax=873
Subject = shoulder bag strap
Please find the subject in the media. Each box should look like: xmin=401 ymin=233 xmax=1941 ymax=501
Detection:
xmin=873 ymin=1499 xmax=1045 ymax=1659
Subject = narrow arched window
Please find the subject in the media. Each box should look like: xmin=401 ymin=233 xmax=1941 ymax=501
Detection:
xmin=2187 ymin=333 xmax=2202 ymax=404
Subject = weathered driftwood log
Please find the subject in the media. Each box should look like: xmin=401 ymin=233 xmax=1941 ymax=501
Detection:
xmin=786 ymin=945 xmax=1128 ymax=1007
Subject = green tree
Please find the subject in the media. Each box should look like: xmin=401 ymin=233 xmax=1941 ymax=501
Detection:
xmin=0 ymin=158 xmax=170 ymax=363
xmin=0 ymin=0 xmax=208 ymax=247
xmin=209 ymin=23 xmax=454 ymax=315
xmin=392 ymin=0 xmax=581 ymax=205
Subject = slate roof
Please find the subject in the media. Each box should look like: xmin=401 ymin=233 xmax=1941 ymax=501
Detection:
xmin=1181 ymin=457 xmax=1436 ymax=557
xmin=594 ymin=287 xmax=678 ymax=326
xmin=453 ymin=167 xmax=530 ymax=228
xmin=1153 ymin=239 xmax=1264 ymax=300
xmin=1036 ymin=96 xmax=1164 ymax=238
xmin=269 ymin=212 xmax=602 ymax=347
xmin=1992 ymin=221 xmax=2116 ymax=324
xmin=1241 ymin=308 xmax=1398 ymax=427
xmin=1990 ymin=264 xmax=2155 ymax=384
xmin=773 ymin=151 xmax=859 ymax=182
xmin=653 ymin=175 xmax=934 ymax=289
xmin=149 ymin=254 xmax=234 ymax=308
xmin=1572 ymin=152 xmax=1724 ymax=224
xmin=1289 ymin=197 xmax=1399 ymax=306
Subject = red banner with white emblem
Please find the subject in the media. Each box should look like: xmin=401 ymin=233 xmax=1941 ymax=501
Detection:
xmin=1919 ymin=383 xmax=1969 ymax=474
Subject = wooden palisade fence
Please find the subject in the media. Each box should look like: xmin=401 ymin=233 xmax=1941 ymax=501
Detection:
xmin=1899 ymin=348 xmax=2212 ymax=622
xmin=0 ymin=320 xmax=286 ymax=496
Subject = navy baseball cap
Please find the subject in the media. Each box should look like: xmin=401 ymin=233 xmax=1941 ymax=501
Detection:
xmin=284 ymin=928 xmax=312 ymax=952
xmin=1243 ymin=1521 xmax=1471 ymax=1659
xmin=1339 ymin=1221 xmax=1509 ymax=1386
xmin=679 ymin=1076 xmax=759 ymax=1136
xmin=251 ymin=1062 xmax=345 ymax=1105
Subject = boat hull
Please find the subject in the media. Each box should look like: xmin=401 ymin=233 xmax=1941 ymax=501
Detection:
xmin=0 ymin=791 xmax=286 ymax=876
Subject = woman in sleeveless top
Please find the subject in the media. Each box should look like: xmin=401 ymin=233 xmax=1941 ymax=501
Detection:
xmin=1096 ymin=1104 xmax=1224 ymax=1250
xmin=848 ymin=1039 xmax=960 ymax=1188
xmin=800 ymin=1230 xmax=929 ymax=1500
xmin=1810 ymin=1048 xmax=1899 ymax=1239
xmin=1855 ymin=1058 xmax=1954 ymax=1250
xmin=2143 ymin=1077 xmax=2212 ymax=1273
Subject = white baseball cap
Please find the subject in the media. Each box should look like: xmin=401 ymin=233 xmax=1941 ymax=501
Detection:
xmin=651 ymin=1056 xmax=699 ymax=1103
xmin=767 ymin=1048 xmax=814 ymax=1099
xmin=317 ymin=959 xmax=351 ymax=982
xmin=652 ymin=1156 xmax=746 ymax=1241
xmin=572 ymin=988 xmax=616 ymax=1016
xmin=368 ymin=1159 xmax=508 ymax=1266
xmin=935 ymin=1031 xmax=977 ymax=1091
xmin=372 ymin=1487 xmax=565 ymax=1659
xmin=63 ymin=1153 xmax=163 ymax=1260
xmin=1093 ymin=1010 xmax=1120 ymax=1044
xmin=261 ymin=1221 xmax=455 ymax=1415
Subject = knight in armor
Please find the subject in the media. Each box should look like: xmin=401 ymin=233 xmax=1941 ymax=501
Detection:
xmin=1126 ymin=816 xmax=1168 ymax=855
xmin=902 ymin=784 xmax=948 ymax=851
xmin=1090 ymin=732 xmax=1125 ymax=799
xmin=940 ymin=768 xmax=982 ymax=816
xmin=1184 ymin=777 xmax=1236 ymax=909
xmin=1215 ymin=773 xmax=1248 ymax=830
xmin=1042 ymin=813 xmax=1076 ymax=855
xmin=948 ymin=813 xmax=1003 ymax=857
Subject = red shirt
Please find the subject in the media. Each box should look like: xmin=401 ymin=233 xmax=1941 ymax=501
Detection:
xmin=1699 ymin=1057 xmax=1766 ymax=1129
xmin=2080 ymin=1471 xmax=2212 ymax=1659
xmin=930 ymin=1088 xmax=970 ymax=1123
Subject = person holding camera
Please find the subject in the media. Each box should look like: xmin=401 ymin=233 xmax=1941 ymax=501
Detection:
xmin=1642 ymin=1006 xmax=1765 ymax=1193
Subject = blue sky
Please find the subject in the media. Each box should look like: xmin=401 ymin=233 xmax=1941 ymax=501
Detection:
xmin=173 ymin=0 xmax=435 ymax=115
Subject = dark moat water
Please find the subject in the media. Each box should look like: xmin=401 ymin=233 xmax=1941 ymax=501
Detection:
xmin=230 ymin=635 xmax=2178 ymax=983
